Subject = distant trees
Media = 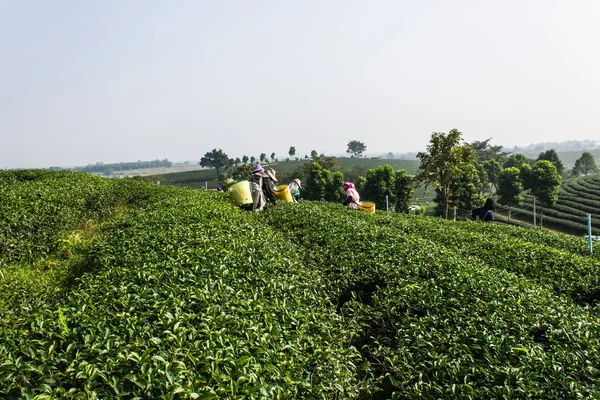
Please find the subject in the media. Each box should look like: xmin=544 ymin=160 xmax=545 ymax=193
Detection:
xmin=242 ymin=155 xmax=249 ymax=164
xmin=271 ymin=152 xmax=276 ymax=162
xmin=346 ymin=140 xmax=367 ymax=158
xmin=234 ymin=157 xmax=241 ymax=165
xmin=73 ymin=159 xmax=172 ymax=174
xmin=310 ymin=150 xmax=318 ymax=158
xmin=416 ymin=129 xmax=466 ymax=219
xmin=200 ymin=149 xmax=230 ymax=179
xmin=572 ymin=152 xmax=599 ymax=176
xmin=260 ymin=153 xmax=266 ymax=163
xmin=250 ymin=156 xmax=256 ymax=164
xmin=288 ymin=146 xmax=296 ymax=159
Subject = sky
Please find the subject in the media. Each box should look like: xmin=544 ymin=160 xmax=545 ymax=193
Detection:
xmin=1 ymin=0 xmax=600 ymax=168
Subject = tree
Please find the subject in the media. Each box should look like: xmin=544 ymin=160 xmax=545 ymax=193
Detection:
xmin=325 ymin=171 xmax=346 ymax=202
xmin=310 ymin=150 xmax=318 ymax=158
xmin=288 ymin=146 xmax=296 ymax=159
xmin=242 ymin=155 xmax=249 ymax=164
xmin=497 ymin=167 xmax=524 ymax=220
xmin=572 ymin=152 xmax=599 ymax=176
xmin=448 ymin=147 xmax=484 ymax=215
xmin=346 ymin=140 xmax=367 ymax=158
xmin=250 ymin=156 xmax=256 ymax=164
xmin=416 ymin=129 xmax=464 ymax=219
xmin=200 ymin=149 xmax=230 ymax=179
xmin=503 ymin=154 xmax=532 ymax=169
xmin=234 ymin=157 xmax=241 ymax=165
xmin=260 ymin=153 xmax=266 ymax=163
xmin=537 ymin=149 xmax=564 ymax=176
xmin=304 ymin=162 xmax=331 ymax=200
xmin=526 ymin=160 xmax=562 ymax=229
xmin=482 ymin=159 xmax=501 ymax=192
xmin=271 ymin=152 xmax=276 ymax=162
xmin=363 ymin=164 xmax=396 ymax=210
xmin=394 ymin=170 xmax=414 ymax=213
xmin=232 ymin=164 xmax=253 ymax=181
xmin=465 ymin=138 xmax=509 ymax=164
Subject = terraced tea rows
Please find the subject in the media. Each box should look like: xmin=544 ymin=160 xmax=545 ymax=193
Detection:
xmin=2 ymin=171 xmax=600 ymax=398
xmin=505 ymin=174 xmax=600 ymax=235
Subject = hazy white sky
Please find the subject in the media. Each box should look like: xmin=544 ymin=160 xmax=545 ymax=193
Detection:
xmin=1 ymin=0 xmax=600 ymax=168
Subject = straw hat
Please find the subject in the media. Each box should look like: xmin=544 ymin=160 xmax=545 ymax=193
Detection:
xmin=266 ymin=168 xmax=278 ymax=182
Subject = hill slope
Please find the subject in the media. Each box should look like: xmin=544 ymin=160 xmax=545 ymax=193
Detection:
xmin=2 ymin=170 xmax=600 ymax=398
xmin=498 ymin=174 xmax=600 ymax=235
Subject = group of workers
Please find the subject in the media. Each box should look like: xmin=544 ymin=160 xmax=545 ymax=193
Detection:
xmin=244 ymin=163 xmax=496 ymax=221
xmin=245 ymin=163 xmax=358 ymax=212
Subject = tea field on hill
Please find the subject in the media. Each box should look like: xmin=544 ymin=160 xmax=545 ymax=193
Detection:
xmin=500 ymin=174 xmax=600 ymax=235
xmin=2 ymin=170 xmax=600 ymax=398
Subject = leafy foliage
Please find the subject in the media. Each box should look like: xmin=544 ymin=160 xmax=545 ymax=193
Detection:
xmin=572 ymin=152 xmax=599 ymax=177
xmin=200 ymin=149 xmax=231 ymax=179
xmin=346 ymin=140 xmax=367 ymax=158
xmin=4 ymin=170 xmax=600 ymax=399
xmin=417 ymin=129 xmax=466 ymax=219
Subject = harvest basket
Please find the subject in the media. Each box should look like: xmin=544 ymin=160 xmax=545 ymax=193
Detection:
xmin=274 ymin=184 xmax=293 ymax=203
xmin=229 ymin=180 xmax=253 ymax=206
xmin=359 ymin=200 xmax=376 ymax=214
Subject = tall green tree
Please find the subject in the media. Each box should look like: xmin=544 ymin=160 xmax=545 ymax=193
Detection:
xmin=250 ymin=156 xmax=256 ymax=164
xmin=242 ymin=155 xmax=249 ymax=164
xmin=482 ymin=159 xmax=501 ymax=192
xmin=416 ymin=129 xmax=464 ymax=219
xmin=362 ymin=164 xmax=396 ymax=210
xmin=465 ymin=138 xmax=509 ymax=164
xmin=572 ymin=152 xmax=599 ymax=176
xmin=537 ymin=149 xmax=564 ymax=176
xmin=497 ymin=167 xmax=524 ymax=220
xmin=394 ymin=170 xmax=414 ymax=214
xmin=325 ymin=171 xmax=346 ymax=202
xmin=346 ymin=140 xmax=367 ymax=158
xmin=200 ymin=149 xmax=231 ymax=179
xmin=271 ymin=152 xmax=276 ymax=162
xmin=526 ymin=160 xmax=562 ymax=229
xmin=260 ymin=153 xmax=266 ymax=163
xmin=449 ymin=147 xmax=484 ymax=215
xmin=503 ymin=153 xmax=532 ymax=169
xmin=310 ymin=150 xmax=318 ymax=158
xmin=288 ymin=146 xmax=296 ymax=159
xmin=304 ymin=162 xmax=331 ymax=200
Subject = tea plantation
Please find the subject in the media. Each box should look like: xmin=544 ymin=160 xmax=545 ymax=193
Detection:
xmin=2 ymin=170 xmax=600 ymax=399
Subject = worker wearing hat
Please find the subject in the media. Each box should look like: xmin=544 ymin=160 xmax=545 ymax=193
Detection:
xmin=248 ymin=164 xmax=278 ymax=211
xmin=287 ymin=178 xmax=302 ymax=203
xmin=342 ymin=182 xmax=360 ymax=210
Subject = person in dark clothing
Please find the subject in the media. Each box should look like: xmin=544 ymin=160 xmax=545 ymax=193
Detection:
xmin=472 ymin=197 xmax=495 ymax=221
xmin=248 ymin=164 xmax=278 ymax=211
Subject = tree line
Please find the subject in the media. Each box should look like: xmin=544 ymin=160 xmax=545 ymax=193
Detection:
xmin=72 ymin=159 xmax=172 ymax=174
xmin=200 ymin=133 xmax=598 ymax=223
xmin=416 ymin=129 xmax=599 ymax=227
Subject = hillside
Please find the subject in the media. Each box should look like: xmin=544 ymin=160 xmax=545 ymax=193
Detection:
xmin=498 ymin=174 xmax=600 ymax=236
xmin=2 ymin=170 xmax=600 ymax=398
